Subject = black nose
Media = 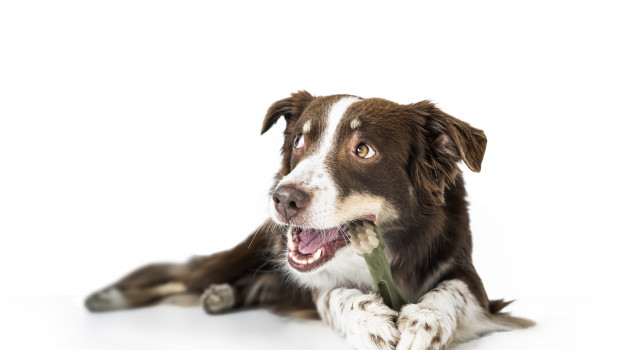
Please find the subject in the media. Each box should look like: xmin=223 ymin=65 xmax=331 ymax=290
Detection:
xmin=272 ymin=186 xmax=310 ymax=221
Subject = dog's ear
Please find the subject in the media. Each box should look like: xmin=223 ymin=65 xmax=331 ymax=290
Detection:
xmin=261 ymin=90 xmax=315 ymax=134
xmin=409 ymin=101 xmax=487 ymax=204
xmin=413 ymin=100 xmax=487 ymax=172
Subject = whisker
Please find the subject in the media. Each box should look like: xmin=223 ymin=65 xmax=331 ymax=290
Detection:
xmin=247 ymin=225 xmax=262 ymax=249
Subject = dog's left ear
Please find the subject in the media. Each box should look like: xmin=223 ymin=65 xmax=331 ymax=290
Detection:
xmin=408 ymin=101 xmax=487 ymax=205
xmin=412 ymin=100 xmax=487 ymax=173
xmin=261 ymin=90 xmax=315 ymax=134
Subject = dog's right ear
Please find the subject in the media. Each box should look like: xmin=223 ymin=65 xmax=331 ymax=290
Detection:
xmin=261 ymin=90 xmax=315 ymax=134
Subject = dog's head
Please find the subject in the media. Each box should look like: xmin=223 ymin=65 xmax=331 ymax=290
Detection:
xmin=261 ymin=91 xmax=486 ymax=290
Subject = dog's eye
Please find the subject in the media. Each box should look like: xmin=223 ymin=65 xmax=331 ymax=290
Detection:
xmin=355 ymin=143 xmax=376 ymax=159
xmin=293 ymin=134 xmax=305 ymax=149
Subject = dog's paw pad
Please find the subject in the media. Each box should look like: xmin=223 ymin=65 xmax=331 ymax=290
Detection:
xmin=200 ymin=283 xmax=237 ymax=314
xmin=85 ymin=288 xmax=129 ymax=312
xmin=397 ymin=305 xmax=450 ymax=350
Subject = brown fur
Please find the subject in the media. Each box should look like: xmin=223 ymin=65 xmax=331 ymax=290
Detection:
xmin=86 ymin=91 xmax=526 ymax=332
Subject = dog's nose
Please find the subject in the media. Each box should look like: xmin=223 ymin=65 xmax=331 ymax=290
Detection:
xmin=272 ymin=186 xmax=309 ymax=221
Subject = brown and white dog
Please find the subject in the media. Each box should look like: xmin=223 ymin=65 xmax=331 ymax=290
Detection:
xmin=85 ymin=91 xmax=533 ymax=350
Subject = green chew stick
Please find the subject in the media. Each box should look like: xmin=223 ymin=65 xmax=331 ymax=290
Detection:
xmin=347 ymin=220 xmax=408 ymax=311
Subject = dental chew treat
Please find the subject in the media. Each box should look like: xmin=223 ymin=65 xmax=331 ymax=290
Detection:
xmin=347 ymin=221 xmax=408 ymax=311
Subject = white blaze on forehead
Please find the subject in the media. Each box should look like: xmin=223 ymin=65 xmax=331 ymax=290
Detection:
xmin=318 ymin=97 xmax=360 ymax=154
xmin=303 ymin=120 xmax=312 ymax=133
xmin=272 ymin=96 xmax=362 ymax=229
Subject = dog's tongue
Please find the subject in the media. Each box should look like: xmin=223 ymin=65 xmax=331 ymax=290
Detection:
xmin=298 ymin=227 xmax=341 ymax=254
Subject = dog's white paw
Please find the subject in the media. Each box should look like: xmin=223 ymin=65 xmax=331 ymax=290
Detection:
xmin=200 ymin=283 xmax=237 ymax=314
xmin=343 ymin=293 xmax=400 ymax=350
xmin=396 ymin=304 xmax=451 ymax=350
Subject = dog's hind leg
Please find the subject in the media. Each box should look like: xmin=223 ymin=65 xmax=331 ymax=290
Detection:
xmin=85 ymin=221 xmax=294 ymax=312
xmin=85 ymin=262 xmax=191 ymax=311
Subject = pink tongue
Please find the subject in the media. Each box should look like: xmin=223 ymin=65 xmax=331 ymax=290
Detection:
xmin=298 ymin=227 xmax=341 ymax=254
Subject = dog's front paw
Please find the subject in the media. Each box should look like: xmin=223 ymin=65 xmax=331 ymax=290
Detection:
xmin=200 ymin=283 xmax=238 ymax=314
xmin=396 ymin=304 xmax=451 ymax=350
xmin=343 ymin=293 xmax=400 ymax=350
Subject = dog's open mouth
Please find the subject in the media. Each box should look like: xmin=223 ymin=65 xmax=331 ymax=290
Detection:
xmin=287 ymin=226 xmax=349 ymax=272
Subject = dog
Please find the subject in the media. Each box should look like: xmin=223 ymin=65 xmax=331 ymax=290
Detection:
xmin=85 ymin=91 xmax=533 ymax=350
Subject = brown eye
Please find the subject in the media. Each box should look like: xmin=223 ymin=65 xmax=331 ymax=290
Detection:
xmin=293 ymin=134 xmax=305 ymax=149
xmin=355 ymin=143 xmax=376 ymax=159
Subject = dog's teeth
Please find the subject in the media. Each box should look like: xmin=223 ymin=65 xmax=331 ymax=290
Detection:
xmin=313 ymin=248 xmax=322 ymax=259
xmin=308 ymin=257 xmax=315 ymax=264
xmin=290 ymin=252 xmax=308 ymax=265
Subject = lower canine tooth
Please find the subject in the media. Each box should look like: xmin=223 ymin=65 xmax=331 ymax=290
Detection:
xmin=313 ymin=248 xmax=322 ymax=259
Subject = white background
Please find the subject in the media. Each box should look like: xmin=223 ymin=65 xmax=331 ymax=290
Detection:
xmin=1 ymin=0 xmax=619 ymax=349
